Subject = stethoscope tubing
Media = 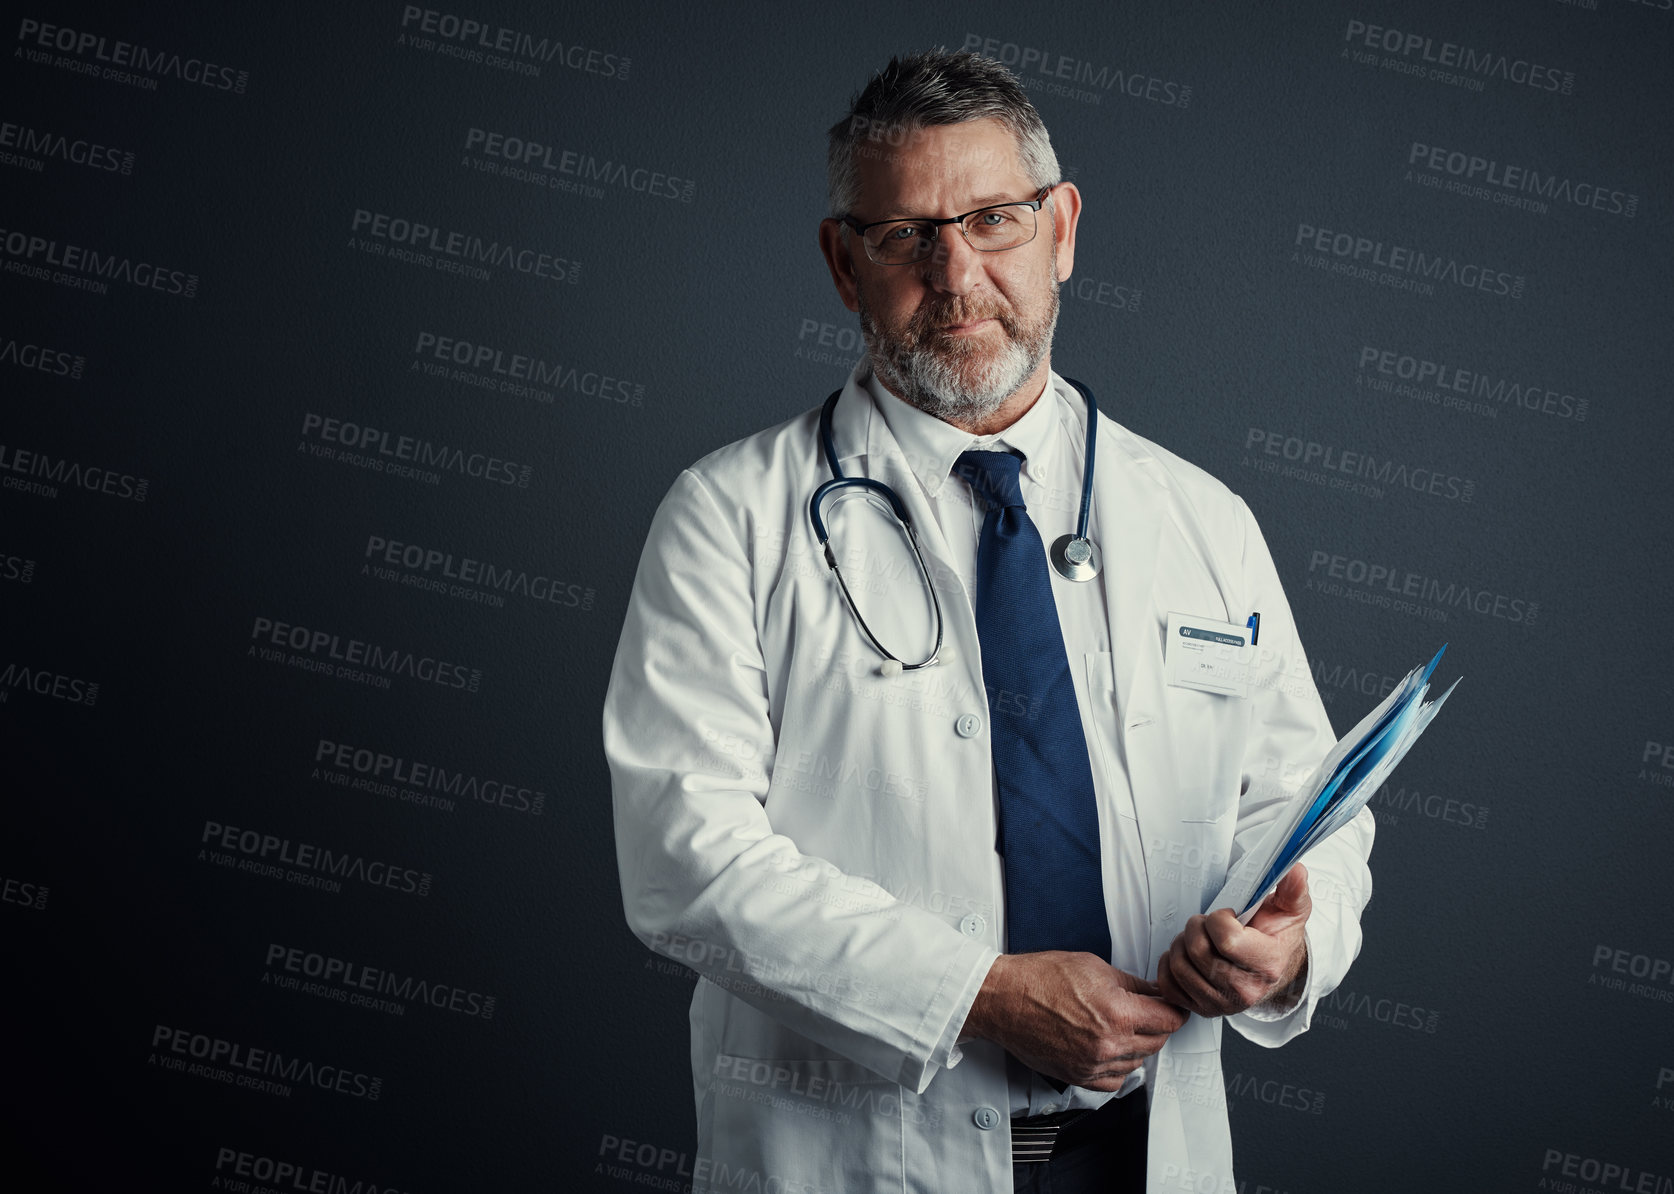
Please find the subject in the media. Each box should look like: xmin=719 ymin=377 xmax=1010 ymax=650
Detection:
xmin=808 ymin=377 xmax=1101 ymax=672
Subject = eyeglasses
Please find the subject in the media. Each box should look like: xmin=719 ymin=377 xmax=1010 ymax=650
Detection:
xmin=840 ymin=186 xmax=1054 ymax=266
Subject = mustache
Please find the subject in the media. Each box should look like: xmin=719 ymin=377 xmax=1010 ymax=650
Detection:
xmin=906 ymin=297 xmax=1018 ymax=342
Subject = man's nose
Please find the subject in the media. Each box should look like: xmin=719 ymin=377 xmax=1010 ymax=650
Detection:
xmin=924 ymin=226 xmax=984 ymax=294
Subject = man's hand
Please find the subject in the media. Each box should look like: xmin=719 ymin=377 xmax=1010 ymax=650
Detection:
xmin=960 ymin=951 xmax=1189 ymax=1091
xmin=1155 ymin=863 xmax=1312 ymax=1018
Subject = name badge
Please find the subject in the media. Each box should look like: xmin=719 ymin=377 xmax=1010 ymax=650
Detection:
xmin=1165 ymin=612 xmax=1252 ymax=699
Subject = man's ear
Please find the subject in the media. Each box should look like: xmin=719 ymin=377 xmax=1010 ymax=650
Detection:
xmin=1047 ymin=182 xmax=1082 ymax=284
xmin=818 ymin=219 xmax=862 ymax=314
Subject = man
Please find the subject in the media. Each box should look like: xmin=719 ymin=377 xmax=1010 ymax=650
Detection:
xmin=604 ymin=50 xmax=1372 ymax=1194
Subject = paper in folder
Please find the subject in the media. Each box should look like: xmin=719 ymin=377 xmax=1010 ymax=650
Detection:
xmin=1208 ymin=644 xmax=1460 ymax=923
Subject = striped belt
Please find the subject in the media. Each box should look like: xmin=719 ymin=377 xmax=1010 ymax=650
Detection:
xmin=1010 ymin=1108 xmax=1095 ymax=1164
xmin=1010 ymin=1091 xmax=1147 ymax=1164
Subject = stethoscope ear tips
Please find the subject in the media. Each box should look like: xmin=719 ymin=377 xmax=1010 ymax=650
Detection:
xmin=878 ymin=659 xmax=904 ymax=678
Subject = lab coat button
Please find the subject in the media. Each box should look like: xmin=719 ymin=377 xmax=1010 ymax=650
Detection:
xmin=958 ymin=913 xmax=987 ymax=938
xmin=972 ymin=1105 xmax=1001 ymax=1131
xmin=955 ymin=714 xmax=982 ymax=738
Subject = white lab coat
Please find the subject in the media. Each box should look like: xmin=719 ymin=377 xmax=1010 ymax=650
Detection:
xmin=603 ymin=366 xmax=1373 ymax=1194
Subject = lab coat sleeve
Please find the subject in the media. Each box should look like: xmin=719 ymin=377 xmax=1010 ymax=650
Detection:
xmin=603 ymin=467 xmax=1000 ymax=1092
xmin=1223 ymin=496 xmax=1374 ymax=1046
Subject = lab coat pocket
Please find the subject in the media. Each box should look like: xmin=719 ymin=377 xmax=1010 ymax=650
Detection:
xmin=1159 ymin=683 xmax=1246 ymax=825
xmin=702 ymin=1054 xmax=902 ymax=1191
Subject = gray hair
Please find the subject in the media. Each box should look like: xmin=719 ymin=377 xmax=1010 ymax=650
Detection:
xmin=826 ymin=49 xmax=1062 ymax=218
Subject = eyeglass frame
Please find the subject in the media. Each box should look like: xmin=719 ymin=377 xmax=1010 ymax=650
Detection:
xmin=838 ymin=185 xmax=1056 ymax=265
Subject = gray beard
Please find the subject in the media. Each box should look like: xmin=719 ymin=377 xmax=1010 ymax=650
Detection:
xmin=858 ymin=286 xmax=1059 ymax=424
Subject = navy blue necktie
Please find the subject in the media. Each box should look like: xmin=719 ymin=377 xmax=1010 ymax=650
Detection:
xmin=954 ymin=450 xmax=1112 ymax=960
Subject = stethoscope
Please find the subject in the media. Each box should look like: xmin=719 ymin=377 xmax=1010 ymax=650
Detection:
xmin=807 ymin=377 xmax=1103 ymax=676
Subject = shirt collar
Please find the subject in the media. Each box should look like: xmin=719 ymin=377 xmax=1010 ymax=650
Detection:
xmin=864 ymin=365 xmax=1062 ymax=499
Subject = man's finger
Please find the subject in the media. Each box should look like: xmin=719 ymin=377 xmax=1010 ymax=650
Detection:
xmin=1185 ymin=918 xmax=1246 ymax=980
xmin=1110 ymin=969 xmax=1162 ymax=997
xmin=1165 ymin=950 xmax=1233 ymax=1016
xmin=1204 ymin=909 xmax=1258 ymax=962
xmin=1153 ymin=959 xmax=1182 ymax=1006
xmin=1129 ymin=992 xmax=1190 ymax=1034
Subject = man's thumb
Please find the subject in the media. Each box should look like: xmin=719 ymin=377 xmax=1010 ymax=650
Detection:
xmin=1252 ymin=864 xmax=1310 ymax=928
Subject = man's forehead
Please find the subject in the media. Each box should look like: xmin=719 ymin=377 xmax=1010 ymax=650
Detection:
xmin=850 ymin=117 xmax=1034 ymax=215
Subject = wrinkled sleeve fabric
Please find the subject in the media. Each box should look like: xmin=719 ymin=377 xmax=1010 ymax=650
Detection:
xmin=603 ymin=467 xmax=998 ymax=1091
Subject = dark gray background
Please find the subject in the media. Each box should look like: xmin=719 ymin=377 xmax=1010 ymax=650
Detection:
xmin=3 ymin=2 xmax=1671 ymax=1190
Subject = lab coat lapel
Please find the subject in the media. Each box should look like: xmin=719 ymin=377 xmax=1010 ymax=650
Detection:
xmin=1095 ymin=420 xmax=1168 ymax=871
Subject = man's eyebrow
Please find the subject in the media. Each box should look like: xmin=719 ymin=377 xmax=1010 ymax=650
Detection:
xmin=873 ymin=193 xmax=1026 ymax=220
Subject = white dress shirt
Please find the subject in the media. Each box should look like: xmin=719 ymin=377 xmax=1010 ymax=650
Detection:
xmin=863 ymin=365 xmax=1149 ymax=1118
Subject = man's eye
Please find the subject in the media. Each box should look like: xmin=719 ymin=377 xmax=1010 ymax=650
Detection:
xmin=887 ymin=224 xmax=923 ymax=240
xmin=978 ymin=210 xmax=1016 ymax=226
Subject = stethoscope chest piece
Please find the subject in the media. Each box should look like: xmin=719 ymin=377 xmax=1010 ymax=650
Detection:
xmin=1049 ymin=534 xmax=1102 ymax=582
